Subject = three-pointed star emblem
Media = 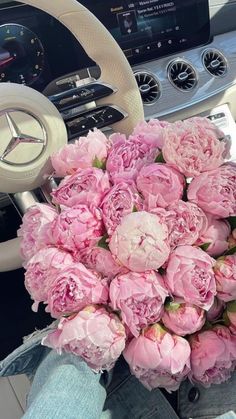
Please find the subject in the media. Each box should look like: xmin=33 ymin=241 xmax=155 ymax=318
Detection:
xmin=0 ymin=110 xmax=47 ymax=165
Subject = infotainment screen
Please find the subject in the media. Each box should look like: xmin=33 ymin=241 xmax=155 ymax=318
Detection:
xmin=80 ymin=0 xmax=210 ymax=65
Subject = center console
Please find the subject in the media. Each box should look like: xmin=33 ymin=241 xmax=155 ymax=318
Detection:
xmin=81 ymin=0 xmax=210 ymax=66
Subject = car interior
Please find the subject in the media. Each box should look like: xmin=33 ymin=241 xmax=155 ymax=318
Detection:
xmin=0 ymin=0 xmax=236 ymax=417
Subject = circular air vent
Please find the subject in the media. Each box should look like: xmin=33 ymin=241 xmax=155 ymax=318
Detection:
xmin=202 ymin=49 xmax=227 ymax=77
xmin=134 ymin=71 xmax=161 ymax=105
xmin=167 ymin=60 xmax=197 ymax=91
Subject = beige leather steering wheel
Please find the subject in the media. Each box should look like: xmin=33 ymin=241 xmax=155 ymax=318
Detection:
xmin=0 ymin=0 xmax=144 ymax=271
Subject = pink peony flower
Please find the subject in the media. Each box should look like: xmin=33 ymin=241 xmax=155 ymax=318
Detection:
xmin=165 ymin=245 xmax=216 ymax=310
xmin=46 ymin=263 xmax=109 ymax=318
xmin=226 ymin=301 xmax=236 ymax=334
xmin=81 ymin=247 xmax=126 ymax=280
xmin=48 ymin=205 xmax=104 ymax=259
xmin=132 ymin=119 xmax=171 ymax=150
xmin=185 ymin=117 xmax=230 ymax=159
xmin=101 ymin=182 xmax=143 ymax=236
xmin=51 ymin=129 xmax=111 ymax=177
xmin=196 ymin=214 xmax=230 ymax=257
xmin=136 ymin=164 xmax=185 ymax=210
xmin=186 ymin=117 xmax=225 ymax=141
xmin=189 ymin=325 xmax=236 ymax=387
xmin=162 ymin=301 xmax=205 ymax=336
xmin=109 ymin=211 xmax=170 ymax=272
xmin=187 ymin=164 xmax=236 ymax=218
xmin=123 ymin=323 xmax=191 ymax=391
xmin=110 ymin=271 xmax=168 ymax=337
xmin=106 ymin=133 xmax=159 ymax=184
xmin=206 ymin=297 xmax=225 ymax=322
xmin=152 ymin=201 xmax=208 ymax=250
xmin=18 ymin=204 xmax=57 ymax=261
xmin=162 ymin=119 xmax=226 ymax=177
xmin=214 ymin=255 xmax=236 ymax=302
xmin=42 ymin=305 xmax=126 ymax=372
xmin=51 ymin=168 xmax=110 ymax=208
xmin=24 ymin=247 xmax=74 ymax=311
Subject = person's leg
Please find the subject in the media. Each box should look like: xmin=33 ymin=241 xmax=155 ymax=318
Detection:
xmin=24 ymin=351 xmax=107 ymax=419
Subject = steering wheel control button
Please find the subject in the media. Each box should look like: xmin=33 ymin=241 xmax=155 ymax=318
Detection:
xmin=0 ymin=109 xmax=46 ymax=166
xmin=49 ymin=82 xmax=117 ymax=112
xmin=65 ymin=106 xmax=127 ymax=139
xmin=188 ymin=387 xmax=200 ymax=403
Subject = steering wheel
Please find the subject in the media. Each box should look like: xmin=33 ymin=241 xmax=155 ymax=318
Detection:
xmin=0 ymin=0 xmax=144 ymax=272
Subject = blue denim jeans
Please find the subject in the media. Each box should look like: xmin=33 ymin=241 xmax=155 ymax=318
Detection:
xmin=0 ymin=324 xmax=236 ymax=419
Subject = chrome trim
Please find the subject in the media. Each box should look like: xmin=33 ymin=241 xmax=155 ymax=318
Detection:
xmin=134 ymin=70 xmax=162 ymax=106
xmin=201 ymin=48 xmax=228 ymax=78
xmin=167 ymin=58 xmax=198 ymax=92
xmin=0 ymin=108 xmax=47 ymax=166
xmin=8 ymin=191 xmax=39 ymax=216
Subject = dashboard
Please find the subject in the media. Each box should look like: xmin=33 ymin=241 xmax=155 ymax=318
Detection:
xmin=0 ymin=1 xmax=234 ymax=104
xmin=1 ymin=0 xmax=236 ymax=208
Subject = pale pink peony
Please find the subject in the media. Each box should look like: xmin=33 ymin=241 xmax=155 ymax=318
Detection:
xmin=18 ymin=204 xmax=57 ymax=261
xmin=162 ymin=301 xmax=205 ymax=336
xmin=186 ymin=117 xmax=225 ymax=141
xmin=110 ymin=271 xmax=168 ymax=337
xmin=123 ymin=323 xmax=191 ymax=391
xmin=51 ymin=168 xmax=110 ymax=208
xmin=136 ymin=164 xmax=185 ymax=210
xmin=109 ymin=211 xmax=170 ymax=272
xmin=24 ymin=247 xmax=73 ymax=311
xmin=42 ymin=305 xmax=126 ymax=372
xmin=131 ymin=119 xmax=171 ymax=150
xmin=46 ymin=263 xmax=109 ymax=318
xmin=189 ymin=325 xmax=236 ymax=387
xmin=206 ymin=297 xmax=225 ymax=322
xmin=214 ymin=255 xmax=236 ymax=302
xmin=81 ymin=247 xmax=126 ymax=280
xmin=185 ymin=117 xmax=230 ymax=159
xmin=106 ymin=133 xmax=159 ymax=184
xmin=101 ymin=182 xmax=143 ymax=236
xmin=187 ymin=164 xmax=236 ymax=218
xmin=48 ymin=205 xmax=104 ymax=259
xmin=152 ymin=201 xmax=208 ymax=250
xmin=51 ymin=129 xmax=111 ymax=177
xmin=165 ymin=246 xmax=216 ymax=310
xmin=162 ymin=118 xmax=226 ymax=177
xmin=226 ymin=301 xmax=236 ymax=334
xmin=196 ymin=214 xmax=230 ymax=257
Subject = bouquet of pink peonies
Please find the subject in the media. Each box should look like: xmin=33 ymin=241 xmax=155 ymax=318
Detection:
xmin=18 ymin=117 xmax=236 ymax=392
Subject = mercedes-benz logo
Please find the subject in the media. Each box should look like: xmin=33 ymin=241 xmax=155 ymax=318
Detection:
xmin=0 ymin=109 xmax=47 ymax=166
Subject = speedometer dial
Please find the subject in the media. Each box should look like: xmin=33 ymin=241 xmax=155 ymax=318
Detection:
xmin=0 ymin=23 xmax=44 ymax=85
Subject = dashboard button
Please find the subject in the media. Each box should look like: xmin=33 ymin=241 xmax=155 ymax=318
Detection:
xmin=49 ymin=82 xmax=117 ymax=111
xmin=65 ymin=106 xmax=127 ymax=139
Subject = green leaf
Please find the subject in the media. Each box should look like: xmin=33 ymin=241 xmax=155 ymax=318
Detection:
xmin=222 ymin=311 xmax=231 ymax=326
xmin=165 ymin=301 xmax=181 ymax=312
xmin=224 ymin=246 xmax=236 ymax=256
xmin=97 ymin=233 xmax=109 ymax=250
xmin=133 ymin=205 xmax=138 ymax=213
xmin=227 ymin=301 xmax=236 ymax=313
xmin=92 ymin=156 xmax=106 ymax=170
xmin=227 ymin=216 xmax=236 ymax=230
xmin=201 ymin=321 xmax=214 ymax=331
xmin=199 ymin=242 xmax=211 ymax=251
xmin=155 ymin=152 xmax=165 ymax=163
